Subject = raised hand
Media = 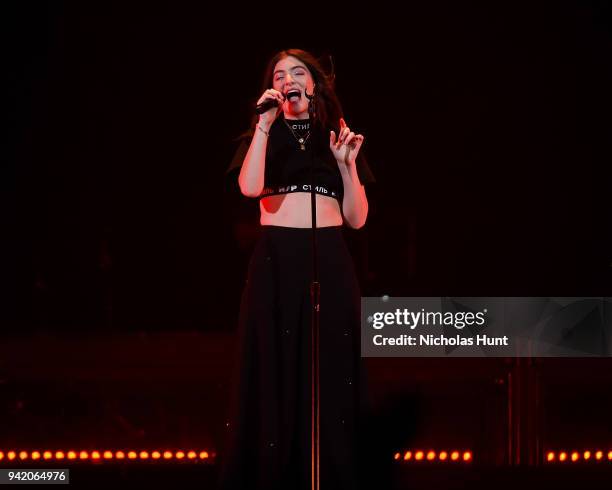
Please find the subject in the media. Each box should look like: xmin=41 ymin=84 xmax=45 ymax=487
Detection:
xmin=256 ymin=89 xmax=285 ymax=127
xmin=329 ymin=118 xmax=364 ymax=166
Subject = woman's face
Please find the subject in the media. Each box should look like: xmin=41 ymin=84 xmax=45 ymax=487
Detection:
xmin=272 ymin=55 xmax=315 ymax=119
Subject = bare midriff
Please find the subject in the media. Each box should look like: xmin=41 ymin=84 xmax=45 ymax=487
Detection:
xmin=259 ymin=192 xmax=343 ymax=228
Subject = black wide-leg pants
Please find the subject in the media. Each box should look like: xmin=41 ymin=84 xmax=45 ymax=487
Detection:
xmin=217 ymin=225 xmax=369 ymax=490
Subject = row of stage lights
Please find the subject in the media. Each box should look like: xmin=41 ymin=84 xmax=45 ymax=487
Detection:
xmin=4 ymin=449 xmax=612 ymax=465
xmin=1 ymin=449 xmax=469 ymax=464
xmin=546 ymin=451 xmax=612 ymax=463
xmin=394 ymin=450 xmax=472 ymax=463
xmin=0 ymin=450 xmax=212 ymax=462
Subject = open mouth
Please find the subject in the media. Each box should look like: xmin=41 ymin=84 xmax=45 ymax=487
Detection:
xmin=285 ymin=89 xmax=301 ymax=102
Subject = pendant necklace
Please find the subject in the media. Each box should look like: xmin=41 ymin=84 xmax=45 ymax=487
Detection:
xmin=283 ymin=118 xmax=311 ymax=151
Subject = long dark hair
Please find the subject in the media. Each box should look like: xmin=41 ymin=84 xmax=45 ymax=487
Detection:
xmin=239 ymin=49 xmax=344 ymax=139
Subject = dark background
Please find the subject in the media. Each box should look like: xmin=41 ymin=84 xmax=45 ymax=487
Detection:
xmin=4 ymin=0 xmax=612 ymax=332
xmin=2 ymin=2 xmax=612 ymax=487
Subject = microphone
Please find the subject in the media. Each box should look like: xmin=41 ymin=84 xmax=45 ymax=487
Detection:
xmin=255 ymin=89 xmax=301 ymax=114
xmin=255 ymin=98 xmax=279 ymax=115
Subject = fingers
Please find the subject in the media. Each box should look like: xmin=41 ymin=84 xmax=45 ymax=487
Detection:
xmin=336 ymin=126 xmax=351 ymax=148
xmin=332 ymin=124 xmax=365 ymax=154
xmin=344 ymin=131 xmax=356 ymax=147
xmin=269 ymin=89 xmax=285 ymax=104
xmin=258 ymin=89 xmax=285 ymax=105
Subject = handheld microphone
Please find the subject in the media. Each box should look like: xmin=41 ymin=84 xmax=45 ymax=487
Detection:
xmin=255 ymin=89 xmax=302 ymax=114
xmin=255 ymin=98 xmax=279 ymax=115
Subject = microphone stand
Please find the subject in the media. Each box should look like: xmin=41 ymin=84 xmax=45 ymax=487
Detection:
xmin=304 ymin=87 xmax=321 ymax=490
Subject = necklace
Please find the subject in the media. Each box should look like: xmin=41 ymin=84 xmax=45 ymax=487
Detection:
xmin=283 ymin=118 xmax=311 ymax=151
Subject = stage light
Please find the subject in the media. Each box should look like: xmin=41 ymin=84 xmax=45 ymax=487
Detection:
xmin=450 ymin=451 xmax=459 ymax=461
xmin=0 ymin=447 xmax=214 ymax=465
xmin=415 ymin=451 xmax=424 ymax=461
xmin=595 ymin=451 xmax=603 ymax=461
xmin=403 ymin=451 xmax=412 ymax=461
xmin=439 ymin=451 xmax=448 ymax=461
xmin=608 ymin=451 xmax=612 ymax=461
xmin=571 ymin=452 xmax=579 ymax=462
xmin=583 ymin=451 xmax=591 ymax=461
xmin=463 ymin=451 xmax=472 ymax=462
xmin=393 ymin=452 xmax=400 ymax=460
xmin=559 ymin=452 xmax=567 ymax=462
xmin=426 ymin=451 xmax=436 ymax=461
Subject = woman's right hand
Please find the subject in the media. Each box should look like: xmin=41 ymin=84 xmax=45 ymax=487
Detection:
xmin=257 ymin=89 xmax=285 ymax=127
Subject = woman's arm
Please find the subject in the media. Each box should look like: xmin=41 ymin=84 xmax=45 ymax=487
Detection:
xmin=238 ymin=122 xmax=270 ymax=198
xmin=338 ymin=162 xmax=369 ymax=229
xmin=330 ymin=118 xmax=369 ymax=229
xmin=238 ymin=89 xmax=284 ymax=197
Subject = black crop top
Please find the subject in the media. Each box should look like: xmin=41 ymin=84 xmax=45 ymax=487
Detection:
xmin=225 ymin=116 xmax=375 ymax=203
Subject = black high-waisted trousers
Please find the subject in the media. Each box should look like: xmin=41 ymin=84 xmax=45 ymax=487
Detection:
xmin=217 ymin=225 xmax=368 ymax=490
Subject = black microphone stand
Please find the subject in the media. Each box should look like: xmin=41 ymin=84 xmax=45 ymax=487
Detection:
xmin=304 ymin=87 xmax=321 ymax=490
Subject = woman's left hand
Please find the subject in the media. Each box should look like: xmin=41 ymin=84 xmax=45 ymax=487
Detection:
xmin=330 ymin=118 xmax=364 ymax=166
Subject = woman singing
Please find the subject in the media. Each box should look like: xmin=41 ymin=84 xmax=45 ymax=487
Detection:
xmin=218 ymin=48 xmax=376 ymax=490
